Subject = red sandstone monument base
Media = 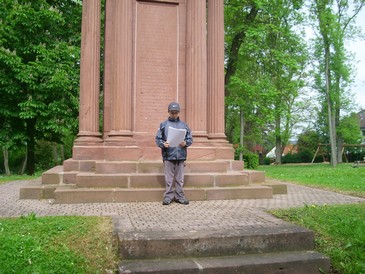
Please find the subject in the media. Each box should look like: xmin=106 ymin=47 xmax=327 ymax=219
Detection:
xmin=19 ymin=0 xmax=284 ymax=203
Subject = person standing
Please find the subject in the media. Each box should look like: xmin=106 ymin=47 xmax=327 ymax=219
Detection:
xmin=155 ymin=102 xmax=193 ymax=205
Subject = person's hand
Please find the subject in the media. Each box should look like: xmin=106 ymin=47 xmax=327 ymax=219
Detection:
xmin=179 ymin=141 xmax=186 ymax=147
xmin=164 ymin=141 xmax=170 ymax=148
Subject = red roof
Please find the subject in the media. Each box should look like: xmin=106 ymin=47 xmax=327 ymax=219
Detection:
xmin=283 ymin=144 xmax=298 ymax=155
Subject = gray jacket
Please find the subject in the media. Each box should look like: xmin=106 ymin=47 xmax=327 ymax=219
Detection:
xmin=155 ymin=117 xmax=193 ymax=161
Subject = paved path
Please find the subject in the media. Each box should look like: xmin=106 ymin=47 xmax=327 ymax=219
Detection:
xmin=0 ymin=179 xmax=364 ymax=232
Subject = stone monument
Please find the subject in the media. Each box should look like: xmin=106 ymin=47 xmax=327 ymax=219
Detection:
xmin=20 ymin=0 xmax=276 ymax=203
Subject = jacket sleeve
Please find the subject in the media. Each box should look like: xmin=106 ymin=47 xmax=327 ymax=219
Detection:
xmin=155 ymin=123 xmax=166 ymax=148
xmin=184 ymin=125 xmax=193 ymax=147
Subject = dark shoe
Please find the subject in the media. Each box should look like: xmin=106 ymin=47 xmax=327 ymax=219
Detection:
xmin=176 ymin=198 xmax=189 ymax=205
xmin=162 ymin=199 xmax=172 ymax=205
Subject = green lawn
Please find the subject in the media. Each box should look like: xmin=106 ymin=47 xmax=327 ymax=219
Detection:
xmin=0 ymin=172 xmax=42 ymax=185
xmin=259 ymin=163 xmax=365 ymax=274
xmin=0 ymin=214 xmax=119 ymax=273
xmin=258 ymin=163 xmax=365 ymax=198
xmin=270 ymin=203 xmax=365 ymax=274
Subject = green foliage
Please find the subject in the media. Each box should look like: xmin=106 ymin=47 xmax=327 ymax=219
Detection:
xmin=35 ymin=141 xmax=61 ymax=171
xmin=309 ymin=0 xmax=364 ymax=166
xmin=270 ymin=203 xmax=365 ymax=274
xmin=338 ymin=112 xmax=363 ymax=144
xmin=281 ymin=153 xmax=301 ymax=164
xmin=224 ymin=0 xmax=363 ymax=166
xmin=297 ymin=130 xmax=323 ymax=154
xmin=0 ymin=214 xmax=118 ymax=273
xmin=0 ymin=146 xmax=26 ymax=174
xmin=281 ymin=148 xmax=315 ymax=164
xmin=298 ymin=148 xmax=315 ymax=162
xmin=0 ymin=137 xmax=75 ymax=174
xmin=224 ymin=0 xmax=310 ymax=159
xmin=262 ymin=157 xmax=273 ymax=165
xmin=346 ymin=148 xmax=365 ymax=162
xmin=0 ymin=0 xmax=81 ymax=174
xmin=244 ymin=153 xmax=259 ymax=169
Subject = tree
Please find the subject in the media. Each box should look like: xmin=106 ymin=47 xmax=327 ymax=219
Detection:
xmin=224 ymin=0 xmax=259 ymax=95
xmin=297 ymin=130 xmax=322 ymax=154
xmin=337 ymin=112 xmax=362 ymax=144
xmin=0 ymin=0 xmax=81 ymax=175
xmin=262 ymin=6 xmax=308 ymax=164
xmin=310 ymin=0 xmax=365 ymax=166
xmin=224 ymin=0 xmax=308 ymax=163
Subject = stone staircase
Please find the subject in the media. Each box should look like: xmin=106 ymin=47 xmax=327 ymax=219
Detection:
xmin=19 ymin=159 xmax=284 ymax=204
xmin=115 ymin=221 xmax=331 ymax=273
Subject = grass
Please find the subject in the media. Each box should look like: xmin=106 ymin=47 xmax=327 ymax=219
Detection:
xmin=258 ymin=163 xmax=365 ymax=198
xmin=0 ymin=172 xmax=42 ymax=185
xmin=258 ymin=163 xmax=365 ymax=274
xmin=0 ymin=213 xmax=119 ymax=273
xmin=270 ymin=204 xmax=365 ymax=274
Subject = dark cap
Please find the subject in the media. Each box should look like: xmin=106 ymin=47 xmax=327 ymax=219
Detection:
xmin=168 ymin=102 xmax=180 ymax=112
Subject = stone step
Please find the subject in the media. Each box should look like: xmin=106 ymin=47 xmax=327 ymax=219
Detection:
xmin=118 ymin=251 xmax=330 ymax=274
xmin=40 ymin=163 xmax=265 ymax=186
xmin=116 ymin=225 xmax=331 ymax=273
xmin=41 ymin=166 xmax=64 ymax=184
xmin=75 ymin=172 xmax=250 ymax=188
xmin=260 ymin=180 xmax=288 ymax=194
xmin=95 ymin=160 xmax=240 ymax=174
xmin=53 ymin=185 xmax=273 ymax=204
xmin=19 ymin=181 xmax=57 ymax=200
xmin=116 ymin=226 xmax=315 ymax=260
xmin=63 ymin=160 xmax=245 ymax=174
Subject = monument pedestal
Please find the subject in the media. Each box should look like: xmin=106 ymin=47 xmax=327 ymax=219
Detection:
xmin=19 ymin=0 xmax=283 ymax=203
xmin=19 ymin=138 xmax=281 ymax=203
xmin=20 ymin=158 xmax=275 ymax=204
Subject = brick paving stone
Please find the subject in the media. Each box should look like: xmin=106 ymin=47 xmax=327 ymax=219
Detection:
xmin=0 ymin=179 xmax=364 ymax=233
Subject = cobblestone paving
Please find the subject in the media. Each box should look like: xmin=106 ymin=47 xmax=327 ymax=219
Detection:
xmin=0 ymin=179 xmax=363 ymax=232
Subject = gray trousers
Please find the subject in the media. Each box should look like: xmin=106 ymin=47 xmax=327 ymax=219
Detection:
xmin=163 ymin=160 xmax=186 ymax=201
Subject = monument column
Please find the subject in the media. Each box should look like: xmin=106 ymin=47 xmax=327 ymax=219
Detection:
xmin=75 ymin=0 xmax=102 ymax=144
xmin=207 ymin=0 xmax=226 ymax=141
xmin=106 ymin=0 xmax=134 ymax=144
xmin=186 ymin=0 xmax=208 ymax=139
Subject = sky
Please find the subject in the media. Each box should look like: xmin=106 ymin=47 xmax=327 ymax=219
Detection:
xmin=347 ymin=7 xmax=365 ymax=110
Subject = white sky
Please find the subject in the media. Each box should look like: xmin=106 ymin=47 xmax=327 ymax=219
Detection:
xmin=347 ymin=6 xmax=365 ymax=110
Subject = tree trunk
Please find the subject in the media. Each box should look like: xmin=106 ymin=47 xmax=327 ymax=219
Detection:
xmin=3 ymin=147 xmax=10 ymax=175
xmin=337 ymin=137 xmax=343 ymax=163
xmin=324 ymin=45 xmax=337 ymax=167
xmin=60 ymin=144 xmax=65 ymax=162
xmin=275 ymin=116 xmax=282 ymax=164
xmin=19 ymin=145 xmax=27 ymax=175
xmin=52 ymin=144 xmax=59 ymax=166
xmin=239 ymin=109 xmax=244 ymax=161
xmin=26 ymin=118 xmax=36 ymax=175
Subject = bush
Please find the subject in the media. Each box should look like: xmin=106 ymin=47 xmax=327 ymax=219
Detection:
xmin=281 ymin=149 xmax=316 ymax=164
xmin=244 ymin=153 xmax=259 ymax=169
xmin=346 ymin=149 xmax=365 ymax=162
xmin=263 ymin=157 xmax=272 ymax=165
xmin=297 ymin=148 xmax=314 ymax=163
xmin=282 ymin=153 xmax=301 ymax=164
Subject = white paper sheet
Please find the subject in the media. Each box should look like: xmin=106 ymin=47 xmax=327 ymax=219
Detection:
xmin=167 ymin=127 xmax=187 ymax=147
